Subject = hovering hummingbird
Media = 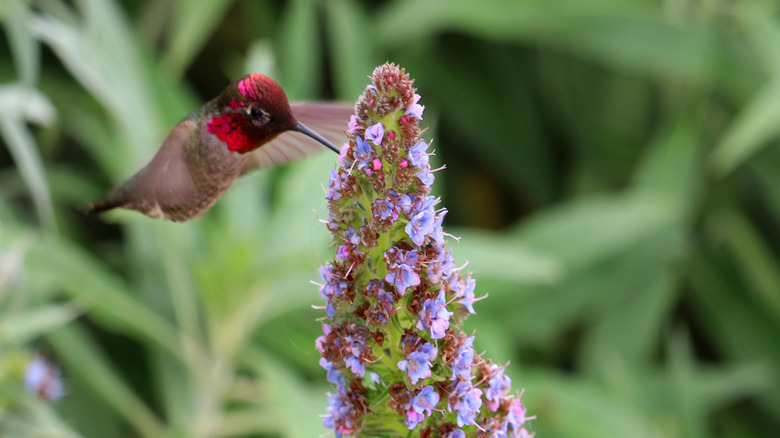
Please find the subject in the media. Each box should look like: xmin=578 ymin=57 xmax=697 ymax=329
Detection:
xmin=88 ymin=73 xmax=352 ymax=221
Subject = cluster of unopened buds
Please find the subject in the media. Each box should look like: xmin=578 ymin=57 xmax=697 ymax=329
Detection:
xmin=315 ymin=63 xmax=534 ymax=437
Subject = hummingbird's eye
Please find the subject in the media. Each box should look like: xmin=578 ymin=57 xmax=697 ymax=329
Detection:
xmin=248 ymin=106 xmax=272 ymax=126
xmin=249 ymin=107 xmax=264 ymax=120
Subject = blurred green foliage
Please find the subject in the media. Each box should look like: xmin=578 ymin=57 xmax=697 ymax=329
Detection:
xmin=0 ymin=0 xmax=778 ymax=437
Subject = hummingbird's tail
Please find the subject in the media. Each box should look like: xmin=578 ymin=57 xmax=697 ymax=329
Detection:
xmin=83 ymin=195 xmax=125 ymax=216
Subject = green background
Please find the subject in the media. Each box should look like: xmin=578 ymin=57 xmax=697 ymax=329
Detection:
xmin=1 ymin=0 xmax=778 ymax=437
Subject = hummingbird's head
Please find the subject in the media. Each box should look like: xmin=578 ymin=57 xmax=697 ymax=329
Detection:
xmin=207 ymin=73 xmax=341 ymax=154
xmin=206 ymin=73 xmax=298 ymax=153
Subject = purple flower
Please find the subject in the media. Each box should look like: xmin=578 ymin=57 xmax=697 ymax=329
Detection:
xmin=319 ymin=264 xmax=348 ymax=299
xmin=344 ymin=226 xmax=361 ymax=246
xmin=416 ymin=290 xmax=452 ymax=339
xmin=25 ymin=355 xmax=64 ymax=401
xmin=317 ymin=63 xmax=532 ymax=436
xmin=345 ymin=334 xmax=368 ymax=377
xmin=384 ymin=248 xmax=421 ymax=295
xmin=430 ymin=210 xmax=448 ymax=246
xmin=323 ymin=391 xmax=357 ymax=436
xmin=388 ymin=189 xmax=413 ymax=214
xmin=335 ymin=244 xmax=351 ymax=261
xmin=408 ymin=140 xmax=430 ymax=168
xmin=354 ymin=136 xmax=375 ymax=175
xmin=417 ymin=167 xmax=435 ymax=185
xmin=453 ymin=275 xmax=477 ymax=314
xmin=348 ymin=115 xmax=361 ymax=134
xmin=397 ymin=342 xmax=437 ymax=384
xmin=345 ymin=355 xmax=365 ymax=377
xmin=451 ymin=336 xmax=475 ymax=380
xmin=405 ymin=196 xmax=437 ymax=245
xmin=405 ymin=409 xmax=425 ymax=430
xmin=338 ymin=144 xmax=351 ymax=167
xmin=326 ymin=170 xmax=343 ymax=201
xmin=427 ymin=247 xmax=455 ymax=284
xmin=319 ymin=357 xmax=346 ymax=388
xmin=355 ymin=136 xmax=372 ymax=158
xmin=365 ymin=122 xmax=385 ymax=145
xmin=367 ymin=287 xmax=395 ymax=325
xmin=418 ymin=195 xmax=437 ymax=213
xmin=453 ymin=385 xmax=483 ymax=427
xmin=506 ymin=398 xmax=530 ymax=431
xmin=481 ymin=417 xmax=506 ymax=437
xmin=413 ymin=385 xmax=439 ymax=415
xmin=484 ymin=364 xmax=511 ymax=411
xmin=418 ymin=341 xmax=438 ymax=360
xmin=315 ymin=324 xmax=331 ymax=352
xmin=372 ymin=197 xmax=399 ymax=222
xmin=405 ymin=94 xmax=425 ymax=120
xmin=405 ymin=386 xmax=440 ymax=429
xmin=406 ymin=209 xmax=435 ymax=246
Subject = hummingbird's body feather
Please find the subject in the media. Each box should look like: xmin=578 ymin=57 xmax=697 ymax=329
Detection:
xmin=88 ymin=74 xmax=353 ymax=221
xmin=89 ymin=118 xmax=248 ymax=221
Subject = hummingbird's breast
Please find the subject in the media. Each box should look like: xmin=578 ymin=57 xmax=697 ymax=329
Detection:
xmin=154 ymin=119 xmax=250 ymax=221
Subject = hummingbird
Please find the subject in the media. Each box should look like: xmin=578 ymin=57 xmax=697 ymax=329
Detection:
xmin=87 ymin=73 xmax=353 ymax=221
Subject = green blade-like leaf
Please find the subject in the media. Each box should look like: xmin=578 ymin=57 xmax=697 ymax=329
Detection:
xmin=0 ymin=84 xmax=57 ymax=230
xmin=324 ymin=0 xmax=375 ymax=100
xmin=25 ymin=235 xmax=185 ymax=358
xmin=1 ymin=0 xmax=40 ymax=84
xmin=47 ymin=324 xmax=166 ymax=438
xmin=449 ymin=228 xmax=563 ymax=284
xmin=277 ymin=0 xmax=320 ymax=99
xmin=161 ymin=0 xmax=235 ymax=77
xmin=711 ymin=78 xmax=780 ymax=176
xmin=0 ymin=305 xmax=80 ymax=344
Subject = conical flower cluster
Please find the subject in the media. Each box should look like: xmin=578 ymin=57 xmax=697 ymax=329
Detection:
xmin=316 ymin=63 xmax=533 ymax=437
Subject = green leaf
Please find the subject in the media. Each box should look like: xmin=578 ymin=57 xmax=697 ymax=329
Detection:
xmin=378 ymin=0 xmax=755 ymax=99
xmin=0 ymin=84 xmax=57 ymax=230
xmin=25 ymin=234 xmax=185 ymax=359
xmin=47 ymin=324 xmax=166 ymax=438
xmin=514 ymin=194 xmax=677 ymax=270
xmin=580 ymin=270 xmax=677 ymax=369
xmin=707 ymin=209 xmax=780 ymax=320
xmin=687 ymin=256 xmax=780 ymax=417
xmin=448 ymin=228 xmax=563 ymax=284
xmin=324 ymin=0 xmax=375 ymax=100
xmin=278 ymin=0 xmax=321 ymax=99
xmin=30 ymin=3 xmax=162 ymax=164
xmin=711 ymin=78 xmax=780 ymax=176
xmin=161 ymin=0 xmax=235 ymax=77
xmin=522 ymin=371 xmax=664 ymax=438
xmin=632 ymin=109 xmax=704 ymax=221
xmin=1 ymin=0 xmax=40 ymax=84
xmin=241 ymin=348 xmax=328 ymax=438
xmin=0 ymin=305 xmax=80 ymax=344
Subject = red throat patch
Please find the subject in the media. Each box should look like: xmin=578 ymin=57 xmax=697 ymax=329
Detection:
xmin=207 ymin=113 xmax=254 ymax=152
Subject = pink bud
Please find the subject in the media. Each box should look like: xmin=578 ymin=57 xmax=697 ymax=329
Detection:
xmin=399 ymin=159 xmax=408 ymax=169
xmin=400 ymin=116 xmax=409 ymax=125
xmin=388 ymin=131 xmax=396 ymax=140
xmin=372 ymin=158 xmax=383 ymax=171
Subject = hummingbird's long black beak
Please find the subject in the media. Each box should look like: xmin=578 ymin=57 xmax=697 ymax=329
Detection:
xmin=293 ymin=122 xmax=341 ymax=154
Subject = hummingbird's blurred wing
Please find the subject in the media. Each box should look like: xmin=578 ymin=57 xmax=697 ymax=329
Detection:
xmin=240 ymin=102 xmax=354 ymax=174
xmin=88 ymin=120 xmax=201 ymax=220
